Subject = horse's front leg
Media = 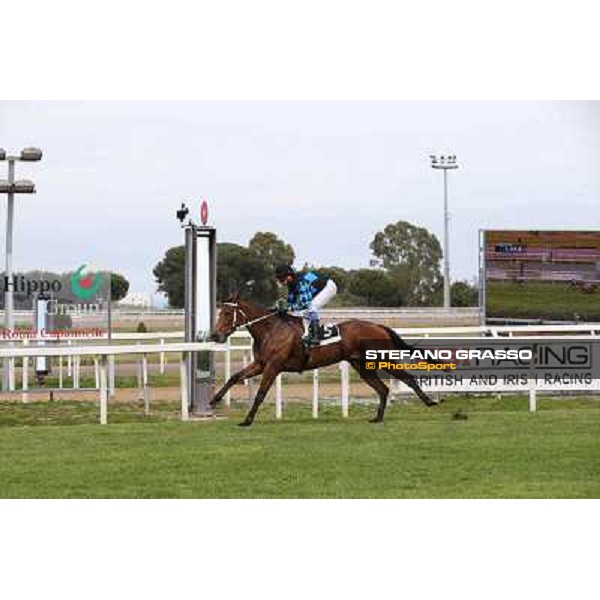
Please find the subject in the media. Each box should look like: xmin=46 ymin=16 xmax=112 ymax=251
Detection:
xmin=210 ymin=361 xmax=263 ymax=407
xmin=238 ymin=363 xmax=281 ymax=427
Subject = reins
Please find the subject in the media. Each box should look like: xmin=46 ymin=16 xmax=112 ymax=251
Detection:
xmin=222 ymin=302 xmax=278 ymax=332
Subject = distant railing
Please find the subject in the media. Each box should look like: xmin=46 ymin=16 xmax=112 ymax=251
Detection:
xmin=0 ymin=306 xmax=481 ymax=318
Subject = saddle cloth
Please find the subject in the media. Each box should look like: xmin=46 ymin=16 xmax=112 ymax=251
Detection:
xmin=318 ymin=323 xmax=341 ymax=345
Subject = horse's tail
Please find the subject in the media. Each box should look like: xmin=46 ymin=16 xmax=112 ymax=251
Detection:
xmin=382 ymin=326 xmax=414 ymax=352
xmin=383 ymin=325 xmax=450 ymax=367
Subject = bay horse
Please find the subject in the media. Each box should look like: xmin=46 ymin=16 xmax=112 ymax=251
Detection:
xmin=210 ymin=295 xmax=441 ymax=426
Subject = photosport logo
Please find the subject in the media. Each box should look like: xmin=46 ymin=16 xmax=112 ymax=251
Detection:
xmin=71 ymin=264 xmax=103 ymax=300
xmin=359 ymin=338 xmax=600 ymax=387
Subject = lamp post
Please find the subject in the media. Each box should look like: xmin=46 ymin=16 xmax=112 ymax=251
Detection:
xmin=429 ymin=153 xmax=458 ymax=309
xmin=0 ymin=147 xmax=43 ymax=390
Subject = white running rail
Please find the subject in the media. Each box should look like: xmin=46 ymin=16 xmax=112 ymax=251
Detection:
xmin=2 ymin=323 xmax=600 ymax=422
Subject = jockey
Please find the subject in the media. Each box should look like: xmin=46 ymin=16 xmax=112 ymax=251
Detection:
xmin=275 ymin=264 xmax=338 ymax=347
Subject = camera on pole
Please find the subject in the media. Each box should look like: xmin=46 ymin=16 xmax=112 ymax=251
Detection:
xmin=176 ymin=202 xmax=190 ymax=226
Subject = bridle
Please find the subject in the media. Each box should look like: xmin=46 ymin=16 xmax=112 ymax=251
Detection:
xmin=221 ymin=301 xmax=278 ymax=333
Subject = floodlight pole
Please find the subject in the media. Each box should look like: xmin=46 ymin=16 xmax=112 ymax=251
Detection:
xmin=3 ymin=159 xmax=15 ymax=390
xmin=430 ymin=154 xmax=459 ymax=309
xmin=443 ymin=167 xmax=450 ymax=309
xmin=1 ymin=148 xmax=42 ymax=391
xmin=5 ymin=159 xmax=15 ymax=330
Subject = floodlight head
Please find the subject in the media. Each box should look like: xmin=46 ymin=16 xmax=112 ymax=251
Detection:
xmin=430 ymin=152 xmax=459 ymax=169
xmin=20 ymin=147 xmax=43 ymax=161
xmin=0 ymin=149 xmax=6 ymax=161
xmin=0 ymin=180 xmax=36 ymax=193
xmin=14 ymin=179 xmax=36 ymax=193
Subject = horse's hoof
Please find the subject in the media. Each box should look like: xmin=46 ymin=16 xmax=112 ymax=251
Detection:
xmin=238 ymin=421 xmax=252 ymax=427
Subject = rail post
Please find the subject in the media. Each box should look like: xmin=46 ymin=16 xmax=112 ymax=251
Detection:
xmin=99 ymin=355 xmax=108 ymax=425
xmin=67 ymin=339 xmax=72 ymax=377
xmin=136 ymin=341 xmax=142 ymax=390
xmin=58 ymin=355 xmax=63 ymax=389
xmin=312 ymin=369 xmax=319 ymax=418
xmin=180 ymin=351 xmax=189 ymax=421
xmin=275 ymin=373 xmax=283 ymax=419
xmin=159 ymin=337 xmax=165 ymax=374
xmin=225 ymin=337 xmax=231 ymax=406
xmin=142 ymin=353 xmax=149 ymax=415
xmin=529 ymin=380 xmax=537 ymax=412
xmin=73 ymin=355 xmax=80 ymax=389
xmin=94 ymin=358 xmax=100 ymax=389
xmin=340 ymin=361 xmax=350 ymax=417
xmin=22 ymin=338 xmax=29 ymax=403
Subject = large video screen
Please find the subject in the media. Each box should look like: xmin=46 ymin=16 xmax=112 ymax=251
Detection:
xmin=483 ymin=230 xmax=600 ymax=322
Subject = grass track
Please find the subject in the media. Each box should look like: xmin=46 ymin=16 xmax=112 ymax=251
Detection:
xmin=0 ymin=397 xmax=599 ymax=498
xmin=487 ymin=281 xmax=600 ymax=320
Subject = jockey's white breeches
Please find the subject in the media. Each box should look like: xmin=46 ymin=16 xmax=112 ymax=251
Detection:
xmin=291 ymin=279 xmax=338 ymax=320
xmin=309 ymin=279 xmax=338 ymax=311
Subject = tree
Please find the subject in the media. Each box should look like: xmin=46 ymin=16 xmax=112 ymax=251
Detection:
xmin=217 ymin=243 xmax=274 ymax=304
xmin=248 ymin=232 xmax=295 ymax=302
xmin=451 ymin=280 xmax=479 ymax=307
xmin=370 ymin=220 xmax=443 ymax=306
xmin=153 ymin=245 xmax=186 ymax=308
xmin=248 ymin=232 xmax=295 ymax=271
xmin=153 ymin=241 xmax=280 ymax=309
xmin=348 ymin=269 xmax=401 ymax=306
xmin=110 ymin=273 xmax=130 ymax=302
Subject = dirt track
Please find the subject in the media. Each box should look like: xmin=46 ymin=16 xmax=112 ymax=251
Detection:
xmin=2 ymin=380 xmax=409 ymax=405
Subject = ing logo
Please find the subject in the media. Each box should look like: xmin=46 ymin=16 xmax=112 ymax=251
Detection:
xmin=71 ymin=264 xmax=103 ymax=300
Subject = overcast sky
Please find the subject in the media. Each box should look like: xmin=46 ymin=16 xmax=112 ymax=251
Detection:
xmin=1 ymin=101 xmax=599 ymax=300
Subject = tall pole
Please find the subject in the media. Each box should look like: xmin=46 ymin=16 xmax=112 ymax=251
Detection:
xmin=3 ymin=160 xmax=15 ymax=390
xmin=443 ymin=167 xmax=450 ymax=308
xmin=0 ymin=148 xmax=42 ymax=392
xmin=430 ymin=153 xmax=458 ymax=310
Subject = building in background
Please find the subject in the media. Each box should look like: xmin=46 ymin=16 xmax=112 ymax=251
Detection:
xmin=120 ymin=291 xmax=152 ymax=309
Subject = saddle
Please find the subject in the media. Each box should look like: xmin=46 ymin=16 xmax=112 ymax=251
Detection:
xmin=280 ymin=314 xmax=341 ymax=348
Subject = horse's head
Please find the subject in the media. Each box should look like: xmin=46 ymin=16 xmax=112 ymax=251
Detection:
xmin=211 ymin=293 xmax=245 ymax=343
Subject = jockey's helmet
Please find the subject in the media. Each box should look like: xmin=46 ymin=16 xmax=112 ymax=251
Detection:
xmin=275 ymin=264 xmax=295 ymax=282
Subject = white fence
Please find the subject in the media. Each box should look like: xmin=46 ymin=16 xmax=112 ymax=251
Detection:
xmin=0 ymin=340 xmax=225 ymax=424
xmin=1 ymin=322 xmax=600 ymax=423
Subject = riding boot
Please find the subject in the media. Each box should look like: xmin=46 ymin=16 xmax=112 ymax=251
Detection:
xmin=303 ymin=318 xmax=321 ymax=348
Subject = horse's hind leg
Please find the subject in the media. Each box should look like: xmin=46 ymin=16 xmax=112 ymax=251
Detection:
xmin=386 ymin=368 xmax=438 ymax=407
xmin=239 ymin=364 xmax=280 ymax=427
xmin=349 ymin=360 xmax=389 ymax=423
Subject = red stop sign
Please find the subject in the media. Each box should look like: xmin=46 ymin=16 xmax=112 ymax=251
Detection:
xmin=200 ymin=200 xmax=208 ymax=225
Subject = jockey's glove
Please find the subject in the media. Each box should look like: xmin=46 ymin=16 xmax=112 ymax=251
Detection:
xmin=275 ymin=299 xmax=288 ymax=316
